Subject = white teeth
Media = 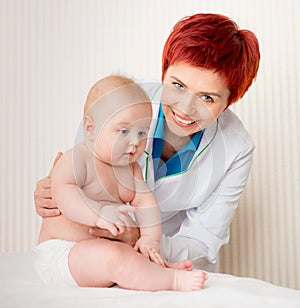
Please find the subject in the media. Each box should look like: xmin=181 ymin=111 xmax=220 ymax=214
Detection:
xmin=174 ymin=113 xmax=194 ymax=125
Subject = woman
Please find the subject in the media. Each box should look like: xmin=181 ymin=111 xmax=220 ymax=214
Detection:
xmin=34 ymin=13 xmax=260 ymax=271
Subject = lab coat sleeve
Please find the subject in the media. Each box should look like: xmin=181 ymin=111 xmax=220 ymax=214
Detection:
xmin=159 ymin=146 xmax=254 ymax=271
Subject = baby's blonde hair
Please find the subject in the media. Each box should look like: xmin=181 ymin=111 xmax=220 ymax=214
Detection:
xmin=84 ymin=75 xmax=143 ymax=115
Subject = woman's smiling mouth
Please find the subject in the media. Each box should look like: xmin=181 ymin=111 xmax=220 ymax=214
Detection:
xmin=171 ymin=109 xmax=196 ymax=126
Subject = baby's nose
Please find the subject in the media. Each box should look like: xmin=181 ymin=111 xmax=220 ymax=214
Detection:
xmin=129 ymin=134 xmax=140 ymax=145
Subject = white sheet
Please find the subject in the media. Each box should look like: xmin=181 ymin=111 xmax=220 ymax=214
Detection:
xmin=1 ymin=251 xmax=300 ymax=308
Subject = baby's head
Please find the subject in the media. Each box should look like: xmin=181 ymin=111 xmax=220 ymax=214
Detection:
xmin=83 ymin=75 xmax=152 ymax=165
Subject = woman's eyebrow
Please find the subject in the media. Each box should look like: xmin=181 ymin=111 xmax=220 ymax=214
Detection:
xmin=170 ymin=76 xmax=187 ymax=88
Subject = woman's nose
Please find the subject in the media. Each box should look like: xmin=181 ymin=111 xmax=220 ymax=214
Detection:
xmin=177 ymin=91 xmax=199 ymax=117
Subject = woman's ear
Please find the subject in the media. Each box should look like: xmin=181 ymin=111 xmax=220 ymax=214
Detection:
xmin=84 ymin=115 xmax=95 ymax=141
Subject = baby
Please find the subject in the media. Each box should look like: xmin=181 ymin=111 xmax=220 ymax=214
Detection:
xmin=35 ymin=75 xmax=207 ymax=291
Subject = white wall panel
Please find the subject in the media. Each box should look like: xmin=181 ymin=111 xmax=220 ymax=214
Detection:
xmin=1 ymin=0 xmax=299 ymax=289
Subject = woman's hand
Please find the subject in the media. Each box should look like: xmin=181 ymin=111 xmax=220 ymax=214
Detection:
xmin=89 ymin=218 xmax=140 ymax=247
xmin=34 ymin=152 xmax=63 ymax=217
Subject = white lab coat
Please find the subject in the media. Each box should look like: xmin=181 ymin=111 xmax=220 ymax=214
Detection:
xmin=137 ymin=82 xmax=255 ymax=271
xmin=75 ymin=81 xmax=254 ymax=271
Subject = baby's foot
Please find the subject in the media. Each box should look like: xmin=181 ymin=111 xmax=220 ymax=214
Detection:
xmin=167 ymin=259 xmax=193 ymax=271
xmin=173 ymin=270 xmax=208 ymax=291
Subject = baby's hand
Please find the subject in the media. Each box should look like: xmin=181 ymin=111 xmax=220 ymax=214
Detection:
xmin=96 ymin=204 xmax=135 ymax=236
xmin=134 ymin=236 xmax=165 ymax=267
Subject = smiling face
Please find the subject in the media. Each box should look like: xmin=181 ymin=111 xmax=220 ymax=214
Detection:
xmin=162 ymin=62 xmax=230 ymax=137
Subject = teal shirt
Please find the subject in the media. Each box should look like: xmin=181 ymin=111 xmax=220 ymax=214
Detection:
xmin=152 ymin=104 xmax=204 ymax=181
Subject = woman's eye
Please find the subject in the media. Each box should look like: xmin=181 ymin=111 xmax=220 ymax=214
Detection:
xmin=200 ymin=95 xmax=214 ymax=103
xmin=173 ymin=82 xmax=184 ymax=91
xmin=120 ymin=128 xmax=129 ymax=135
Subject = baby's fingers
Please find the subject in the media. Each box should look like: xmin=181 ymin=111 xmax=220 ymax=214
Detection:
xmin=115 ymin=222 xmax=126 ymax=234
xmin=149 ymin=249 xmax=166 ymax=267
xmin=97 ymin=219 xmax=119 ymax=236
xmin=140 ymin=247 xmax=150 ymax=259
xmin=118 ymin=213 xmax=136 ymax=229
xmin=119 ymin=204 xmax=136 ymax=215
xmin=105 ymin=223 xmax=119 ymax=236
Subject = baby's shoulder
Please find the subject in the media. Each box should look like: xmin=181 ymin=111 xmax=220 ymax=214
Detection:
xmin=66 ymin=143 xmax=90 ymax=176
xmin=70 ymin=143 xmax=91 ymax=161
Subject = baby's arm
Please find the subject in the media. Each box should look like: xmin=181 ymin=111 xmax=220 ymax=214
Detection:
xmin=51 ymin=147 xmax=100 ymax=226
xmin=130 ymin=163 xmax=162 ymax=258
xmin=51 ymin=147 xmax=133 ymax=235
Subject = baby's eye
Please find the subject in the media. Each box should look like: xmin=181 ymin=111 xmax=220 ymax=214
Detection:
xmin=200 ymin=95 xmax=214 ymax=103
xmin=120 ymin=128 xmax=129 ymax=135
xmin=138 ymin=131 xmax=147 ymax=138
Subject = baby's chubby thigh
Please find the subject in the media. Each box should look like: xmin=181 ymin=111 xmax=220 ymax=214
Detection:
xmin=68 ymin=238 xmax=134 ymax=287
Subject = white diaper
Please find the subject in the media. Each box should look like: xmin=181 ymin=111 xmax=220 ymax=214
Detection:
xmin=35 ymin=239 xmax=78 ymax=287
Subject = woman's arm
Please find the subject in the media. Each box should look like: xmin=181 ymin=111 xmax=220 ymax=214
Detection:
xmin=160 ymin=147 xmax=254 ymax=271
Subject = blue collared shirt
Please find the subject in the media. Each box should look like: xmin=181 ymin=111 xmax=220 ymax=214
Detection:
xmin=152 ymin=104 xmax=204 ymax=181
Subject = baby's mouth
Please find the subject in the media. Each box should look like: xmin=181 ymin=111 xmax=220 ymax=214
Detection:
xmin=126 ymin=148 xmax=136 ymax=156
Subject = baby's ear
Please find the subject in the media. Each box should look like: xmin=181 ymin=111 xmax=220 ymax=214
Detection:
xmin=83 ymin=115 xmax=95 ymax=140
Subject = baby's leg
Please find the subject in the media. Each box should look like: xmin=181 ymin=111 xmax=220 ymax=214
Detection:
xmin=68 ymin=238 xmax=119 ymax=287
xmin=69 ymin=238 xmax=207 ymax=291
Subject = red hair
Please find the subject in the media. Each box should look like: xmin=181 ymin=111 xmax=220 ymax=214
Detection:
xmin=162 ymin=13 xmax=260 ymax=105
